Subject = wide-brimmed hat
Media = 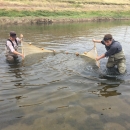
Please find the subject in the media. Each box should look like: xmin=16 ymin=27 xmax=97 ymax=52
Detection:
xmin=10 ymin=31 xmax=16 ymax=38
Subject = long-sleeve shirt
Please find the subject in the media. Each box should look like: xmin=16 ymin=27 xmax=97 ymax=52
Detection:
xmin=101 ymin=40 xmax=122 ymax=57
xmin=6 ymin=37 xmax=21 ymax=52
xmin=5 ymin=37 xmax=21 ymax=56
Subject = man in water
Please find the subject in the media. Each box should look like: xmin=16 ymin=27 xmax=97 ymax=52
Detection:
xmin=93 ymin=34 xmax=126 ymax=74
xmin=5 ymin=31 xmax=24 ymax=62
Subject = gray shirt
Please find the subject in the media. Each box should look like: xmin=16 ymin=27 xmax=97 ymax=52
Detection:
xmin=101 ymin=40 xmax=122 ymax=57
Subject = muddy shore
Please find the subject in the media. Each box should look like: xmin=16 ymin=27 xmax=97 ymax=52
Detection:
xmin=1 ymin=17 xmax=130 ymax=25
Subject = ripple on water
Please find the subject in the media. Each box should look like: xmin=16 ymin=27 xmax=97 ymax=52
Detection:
xmin=0 ymin=21 xmax=130 ymax=130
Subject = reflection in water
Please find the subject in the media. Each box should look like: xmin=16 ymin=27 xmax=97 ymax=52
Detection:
xmin=0 ymin=21 xmax=130 ymax=130
xmin=89 ymin=82 xmax=121 ymax=97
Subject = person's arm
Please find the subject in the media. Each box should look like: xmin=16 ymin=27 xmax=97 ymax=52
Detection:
xmin=13 ymin=50 xmax=24 ymax=59
xmin=105 ymin=46 xmax=117 ymax=57
xmin=16 ymin=34 xmax=23 ymax=44
xmin=7 ymin=41 xmax=24 ymax=59
xmin=7 ymin=41 xmax=15 ymax=52
xmin=93 ymin=39 xmax=102 ymax=43
xmin=20 ymin=34 xmax=23 ymax=41
xmin=96 ymin=54 xmax=105 ymax=61
xmin=96 ymin=45 xmax=117 ymax=61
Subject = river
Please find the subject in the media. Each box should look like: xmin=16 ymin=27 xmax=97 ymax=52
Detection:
xmin=0 ymin=21 xmax=130 ymax=130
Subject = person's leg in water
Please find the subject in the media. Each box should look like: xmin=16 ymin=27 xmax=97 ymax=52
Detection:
xmin=6 ymin=55 xmax=18 ymax=63
xmin=6 ymin=55 xmax=14 ymax=63
xmin=117 ymin=58 xmax=126 ymax=74
xmin=106 ymin=56 xmax=115 ymax=67
xmin=106 ymin=57 xmax=117 ymax=74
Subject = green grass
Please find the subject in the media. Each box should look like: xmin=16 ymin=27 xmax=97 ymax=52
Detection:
xmin=0 ymin=9 xmax=130 ymax=19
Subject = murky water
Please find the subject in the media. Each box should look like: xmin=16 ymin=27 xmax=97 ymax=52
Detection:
xmin=0 ymin=21 xmax=130 ymax=130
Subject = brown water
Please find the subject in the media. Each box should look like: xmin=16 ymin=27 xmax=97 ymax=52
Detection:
xmin=0 ymin=21 xmax=130 ymax=130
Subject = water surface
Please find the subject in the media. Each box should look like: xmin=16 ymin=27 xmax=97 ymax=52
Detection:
xmin=0 ymin=21 xmax=130 ymax=130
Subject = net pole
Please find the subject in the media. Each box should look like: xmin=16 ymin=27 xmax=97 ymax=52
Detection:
xmin=21 ymin=39 xmax=24 ymax=61
xmin=94 ymin=42 xmax=100 ymax=68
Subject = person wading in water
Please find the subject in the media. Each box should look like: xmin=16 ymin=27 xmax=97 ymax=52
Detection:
xmin=93 ymin=34 xmax=126 ymax=74
xmin=5 ymin=31 xmax=24 ymax=62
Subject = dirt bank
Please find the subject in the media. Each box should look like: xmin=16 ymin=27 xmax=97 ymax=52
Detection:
xmin=1 ymin=0 xmax=130 ymax=25
xmin=1 ymin=17 xmax=130 ymax=25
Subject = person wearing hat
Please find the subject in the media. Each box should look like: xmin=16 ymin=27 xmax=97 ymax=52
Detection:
xmin=93 ymin=34 xmax=126 ymax=74
xmin=5 ymin=31 xmax=24 ymax=62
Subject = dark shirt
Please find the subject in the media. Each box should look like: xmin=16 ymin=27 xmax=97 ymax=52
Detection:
xmin=101 ymin=40 xmax=122 ymax=57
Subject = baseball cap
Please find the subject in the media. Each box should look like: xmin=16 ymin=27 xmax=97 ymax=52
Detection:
xmin=10 ymin=31 xmax=16 ymax=38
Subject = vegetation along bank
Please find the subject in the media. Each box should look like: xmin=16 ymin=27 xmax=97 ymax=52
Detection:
xmin=0 ymin=0 xmax=130 ymax=24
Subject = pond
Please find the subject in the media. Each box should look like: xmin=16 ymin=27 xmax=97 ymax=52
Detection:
xmin=0 ymin=21 xmax=130 ymax=130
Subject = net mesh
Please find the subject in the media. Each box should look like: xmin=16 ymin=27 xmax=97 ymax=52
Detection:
xmin=21 ymin=42 xmax=53 ymax=57
xmin=21 ymin=41 xmax=100 ymax=67
xmin=82 ymin=43 xmax=100 ymax=68
xmin=21 ymin=42 xmax=53 ymax=66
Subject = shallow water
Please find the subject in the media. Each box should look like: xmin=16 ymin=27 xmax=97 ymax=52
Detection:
xmin=0 ymin=21 xmax=130 ymax=130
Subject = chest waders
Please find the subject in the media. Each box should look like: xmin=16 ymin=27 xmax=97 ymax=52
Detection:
xmin=6 ymin=39 xmax=18 ymax=57
xmin=5 ymin=39 xmax=19 ymax=62
xmin=106 ymin=50 xmax=126 ymax=74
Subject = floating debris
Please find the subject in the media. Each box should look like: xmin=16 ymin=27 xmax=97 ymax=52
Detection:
xmin=53 ymin=50 xmax=56 ymax=55
xmin=75 ymin=52 xmax=79 ymax=56
xmin=57 ymin=105 xmax=69 ymax=109
xmin=19 ymin=101 xmax=43 ymax=107
xmin=57 ymin=86 xmax=68 ymax=90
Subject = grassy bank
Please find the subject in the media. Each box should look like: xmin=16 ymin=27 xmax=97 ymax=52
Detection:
xmin=0 ymin=10 xmax=130 ymax=18
xmin=0 ymin=0 xmax=130 ymax=24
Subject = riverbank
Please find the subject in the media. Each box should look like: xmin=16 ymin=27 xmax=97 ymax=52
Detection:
xmin=1 ymin=16 xmax=130 ymax=25
xmin=0 ymin=10 xmax=130 ymax=25
xmin=0 ymin=0 xmax=130 ymax=24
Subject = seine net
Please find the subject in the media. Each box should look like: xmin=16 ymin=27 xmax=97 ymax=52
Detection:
xmin=21 ymin=42 xmax=53 ymax=66
xmin=83 ymin=42 xmax=100 ymax=68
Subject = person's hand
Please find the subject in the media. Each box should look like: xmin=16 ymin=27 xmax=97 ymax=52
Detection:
xmin=93 ymin=39 xmax=96 ymax=42
xmin=96 ymin=56 xmax=100 ymax=61
xmin=20 ymin=34 xmax=23 ymax=38
xmin=84 ymin=52 xmax=87 ymax=55
xmin=21 ymin=54 xmax=24 ymax=59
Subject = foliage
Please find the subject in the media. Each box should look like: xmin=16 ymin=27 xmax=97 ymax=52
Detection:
xmin=0 ymin=9 xmax=130 ymax=18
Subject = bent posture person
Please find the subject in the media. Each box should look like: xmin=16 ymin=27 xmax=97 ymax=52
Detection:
xmin=93 ymin=34 xmax=126 ymax=74
xmin=5 ymin=31 xmax=24 ymax=62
